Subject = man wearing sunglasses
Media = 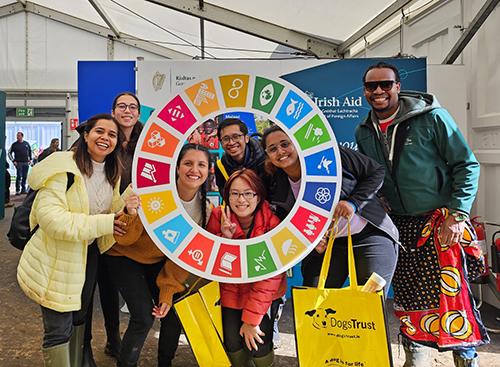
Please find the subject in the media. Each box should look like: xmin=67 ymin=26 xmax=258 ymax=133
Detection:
xmin=355 ymin=61 xmax=486 ymax=367
xmin=214 ymin=118 xmax=266 ymax=194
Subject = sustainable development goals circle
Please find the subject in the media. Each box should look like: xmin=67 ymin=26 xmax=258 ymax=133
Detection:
xmin=133 ymin=72 xmax=342 ymax=283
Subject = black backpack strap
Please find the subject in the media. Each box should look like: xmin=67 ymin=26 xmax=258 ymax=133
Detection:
xmin=66 ymin=172 xmax=74 ymax=190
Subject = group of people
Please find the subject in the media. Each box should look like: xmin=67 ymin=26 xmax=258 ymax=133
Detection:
xmin=16 ymin=61 xmax=489 ymax=367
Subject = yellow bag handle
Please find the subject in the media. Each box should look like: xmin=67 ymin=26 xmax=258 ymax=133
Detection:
xmin=216 ymin=159 xmax=228 ymax=224
xmin=317 ymin=218 xmax=338 ymax=289
xmin=346 ymin=221 xmax=357 ymax=289
xmin=317 ymin=219 xmax=356 ymax=290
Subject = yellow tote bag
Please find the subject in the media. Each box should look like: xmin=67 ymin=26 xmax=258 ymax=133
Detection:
xmin=174 ymin=281 xmax=231 ymax=367
xmin=292 ymin=223 xmax=393 ymax=367
xmin=198 ymin=281 xmax=224 ymax=341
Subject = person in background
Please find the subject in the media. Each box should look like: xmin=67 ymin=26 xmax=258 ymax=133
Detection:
xmin=8 ymin=131 xmax=32 ymax=194
xmin=201 ymin=118 xmax=219 ymax=149
xmin=38 ymin=138 xmax=61 ymax=162
xmin=108 ymin=143 xmax=213 ymax=367
xmin=355 ymin=61 xmax=488 ymax=367
xmin=206 ymin=168 xmax=286 ymax=367
xmin=16 ymin=113 xmax=125 ymax=367
xmin=214 ymin=118 xmax=266 ymax=194
xmin=261 ymin=125 xmax=399 ymax=297
xmin=5 ymin=161 xmax=14 ymax=207
xmin=187 ymin=123 xmax=203 ymax=145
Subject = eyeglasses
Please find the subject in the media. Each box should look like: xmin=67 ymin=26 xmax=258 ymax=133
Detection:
xmin=221 ymin=133 xmax=244 ymax=145
xmin=116 ymin=103 xmax=139 ymax=112
xmin=265 ymin=140 xmax=291 ymax=155
xmin=363 ymin=80 xmax=397 ymax=92
xmin=229 ymin=191 xmax=258 ymax=200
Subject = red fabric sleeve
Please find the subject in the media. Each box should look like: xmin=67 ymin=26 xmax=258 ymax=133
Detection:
xmin=241 ymin=273 xmax=286 ymax=326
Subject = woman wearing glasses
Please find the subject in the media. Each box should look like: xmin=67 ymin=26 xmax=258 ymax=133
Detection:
xmin=261 ymin=125 xmax=398 ymax=296
xmin=111 ymin=92 xmax=144 ymax=193
xmin=206 ymin=168 xmax=287 ymax=367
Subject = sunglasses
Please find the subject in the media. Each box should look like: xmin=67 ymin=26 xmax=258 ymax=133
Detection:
xmin=364 ymin=80 xmax=397 ymax=92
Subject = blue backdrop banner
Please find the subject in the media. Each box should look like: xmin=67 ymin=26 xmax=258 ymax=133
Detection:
xmin=78 ymin=61 xmax=136 ymax=122
xmin=281 ymin=58 xmax=427 ymax=150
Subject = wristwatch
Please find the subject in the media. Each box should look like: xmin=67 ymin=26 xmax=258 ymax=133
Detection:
xmin=450 ymin=212 xmax=468 ymax=222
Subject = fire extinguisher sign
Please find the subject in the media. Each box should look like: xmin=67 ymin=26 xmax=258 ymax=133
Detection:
xmin=70 ymin=118 xmax=79 ymax=130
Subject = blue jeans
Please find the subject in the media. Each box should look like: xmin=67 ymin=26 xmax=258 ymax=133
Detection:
xmin=105 ymin=255 xmax=181 ymax=367
xmin=40 ymin=242 xmax=99 ymax=349
xmin=403 ymin=336 xmax=476 ymax=361
xmin=15 ymin=161 xmax=29 ymax=192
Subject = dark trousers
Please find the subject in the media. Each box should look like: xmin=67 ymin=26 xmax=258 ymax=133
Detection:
xmin=222 ymin=299 xmax=281 ymax=358
xmin=40 ymin=241 xmax=99 ymax=349
xmin=5 ymin=169 xmax=10 ymax=203
xmin=302 ymin=224 xmax=398 ymax=297
xmin=84 ymin=253 xmax=121 ymax=344
xmin=15 ymin=161 xmax=29 ymax=192
xmin=325 ymin=224 xmax=398 ymax=296
xmin=105 ymin=255 xmax=182 ymax=367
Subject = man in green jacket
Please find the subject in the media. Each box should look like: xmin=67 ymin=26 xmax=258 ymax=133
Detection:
xmin=355 ymin=61 xmax=488 ymax=367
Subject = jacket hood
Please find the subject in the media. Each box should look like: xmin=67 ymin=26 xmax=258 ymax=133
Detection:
xmin=28 ymin=151 xmax=81 ymax=190
xmin=396 ymin=91 xmax=441 ymax=122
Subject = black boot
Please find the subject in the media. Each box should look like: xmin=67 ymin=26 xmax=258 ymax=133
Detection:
xmin=104 ymin=328 xmax=122 ymax=359
xmin=82 ymin=342 xmax=97 ymax=367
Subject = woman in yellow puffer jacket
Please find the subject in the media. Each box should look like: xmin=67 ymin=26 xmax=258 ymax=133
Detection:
xmin=17 ymin=113 xmax=126 ymax=367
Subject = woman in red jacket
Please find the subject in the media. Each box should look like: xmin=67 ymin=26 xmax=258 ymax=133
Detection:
xmin=206 ymin=168 xmax=286 ymax=367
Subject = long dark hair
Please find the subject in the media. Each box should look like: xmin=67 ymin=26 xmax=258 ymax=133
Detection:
xmin=72 ymin=113 xmax=122 ymax=187
xmin=261 ymin=124 xmax=284 ymax=175
xmin=223 ymin=168 xmax=266 ymax=215
xmin=112 ymin=92 xmax=143 ymax=153
xmin=176 ymin=143 xmax=211 ymax=228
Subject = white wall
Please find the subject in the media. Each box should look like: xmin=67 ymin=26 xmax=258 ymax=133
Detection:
xmin=0 ymin=11 xmax=164 ymax=148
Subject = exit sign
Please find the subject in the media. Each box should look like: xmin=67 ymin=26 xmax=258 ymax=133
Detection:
xmin=16 ymin=108 xmax=34 ymax=117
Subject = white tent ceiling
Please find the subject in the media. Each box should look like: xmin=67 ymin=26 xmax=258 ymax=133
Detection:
xmin=0 ymin=0 xmax=433 ymax=59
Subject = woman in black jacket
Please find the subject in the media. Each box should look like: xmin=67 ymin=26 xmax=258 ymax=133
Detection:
xmin=261 ymin=125 xmax=399 ymax=296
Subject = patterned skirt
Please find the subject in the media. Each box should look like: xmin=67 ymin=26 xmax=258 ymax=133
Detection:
xmin=391 ymin=208 xmax=489 ymax=351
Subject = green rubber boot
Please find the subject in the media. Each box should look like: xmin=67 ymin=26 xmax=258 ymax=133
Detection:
xmin=227 ymin=349 xmax=251 ymax=367
xmin=251 ymin=350 xmax=275 ymax=367
xmin=43 ymin=342 xmax=71 ymax=367
xmin=69 ymin=324 xmax=85 ymax=367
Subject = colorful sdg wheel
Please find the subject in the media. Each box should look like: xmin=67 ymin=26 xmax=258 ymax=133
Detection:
xmin=133 ymin=72 xmax=342 ymax=283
